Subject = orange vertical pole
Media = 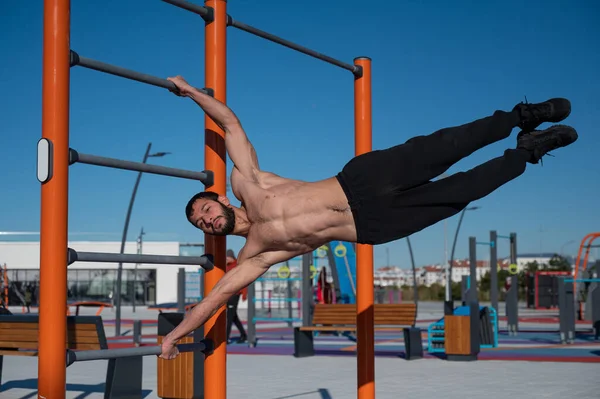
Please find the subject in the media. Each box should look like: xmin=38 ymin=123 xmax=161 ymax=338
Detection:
xmin=573 ymin=233 xmax=600 ymax=296
xmin=39 ymin=0 xmax=70 ymax=397
xmin=204 ymin=1 xmax=227 ymax=398
xmin=354 ymin=57 xmax=373 ymax=399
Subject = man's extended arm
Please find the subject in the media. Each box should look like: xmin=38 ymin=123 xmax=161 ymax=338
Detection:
xmin=159 ymin=252 xmax=286 ymax=355
xmin=167 ymin=75 xmax=261 ymax=182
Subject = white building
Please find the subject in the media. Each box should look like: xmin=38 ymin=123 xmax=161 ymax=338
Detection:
xmin=0 ymin=240 xmax=206 ymax=306
xmin=449 ymin=258 xmax=510 ymax=283
xmin=511 ymin=253 xmax=575 ymax=271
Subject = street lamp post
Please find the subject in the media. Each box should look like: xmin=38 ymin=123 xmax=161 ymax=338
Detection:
xmin=132 ymin=226 xmax=145 ymax=313
xmin=447 ymin=206 xmax=480 ymax=303
xmin=114 ymin=142 xmax=170 ymax=336
xmin=560 ymin=240 xmax=576 ymax=257
xmin=406 ymin=237 xmax=418 ymax=310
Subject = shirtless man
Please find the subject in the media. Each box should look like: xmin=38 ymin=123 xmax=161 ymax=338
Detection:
xmin=159 ymin=75 xmax=577 ymax=359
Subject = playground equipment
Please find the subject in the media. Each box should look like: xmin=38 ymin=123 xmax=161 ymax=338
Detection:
xmin=573 ymin=232 xmax=600 ymax=319
xmin=321 ymin=241 xmax=357 ymax=304
xmin=428 ymin=305 xmax=498 ymax=353
xmin=495 ymin=232 xmax=519 ymax=335
xmin=450 ymin=230 xmax=517 ymax=316
xmin=526 ymin=271 xmax=570 ymax=309
xmin=557 ymin=260 xmax=600 ymax=344
xmin=40 ymin=1 xmax=371 ymax=398
xmin=246 ymin=276 xmax=302 ymax=347
xmin=429 ymin=236 xmax=499 ymax=360
xmin=246 ymin=244 xmax=355 ymax=347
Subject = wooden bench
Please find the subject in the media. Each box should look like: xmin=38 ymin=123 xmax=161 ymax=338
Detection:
xmin=293 ymin=303 xmax=419 ymax=358
xmin=0 ymin=314 xmax=143 ymax=397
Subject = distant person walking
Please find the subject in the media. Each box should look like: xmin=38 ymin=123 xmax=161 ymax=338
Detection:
xmin=24 ymin=286 xmax=32 ymax=313
xmin=226 ymin=249 xmax=248 ymax=343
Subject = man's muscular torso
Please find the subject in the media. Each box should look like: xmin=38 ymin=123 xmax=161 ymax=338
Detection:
xmin=231 ymin=167 xmax=357 ymax=263
xmin=159 ymin=76 xmax=362 ymax=356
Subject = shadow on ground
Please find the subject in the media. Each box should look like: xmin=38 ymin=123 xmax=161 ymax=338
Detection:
xmin=272 ymin=388 xmax=333 ymax=399
xmin=0 ymin=378 xmax=153 ymax=398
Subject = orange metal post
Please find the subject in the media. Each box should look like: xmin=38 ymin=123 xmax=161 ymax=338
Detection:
xmin=39 ymin=0 xmax=70 ymax=397
xmin=204 ymin=1 xmax=227 ymax=398
xmin=354 ymin=57 xmax=374 ymax=399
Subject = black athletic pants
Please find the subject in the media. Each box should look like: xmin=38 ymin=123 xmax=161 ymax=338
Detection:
xmin=335 ymin=109 xmax=531 ymax=245
xmin=226 ymin=294 xmax=247 ymax=341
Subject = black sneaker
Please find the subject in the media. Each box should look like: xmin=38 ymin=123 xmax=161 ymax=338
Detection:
xmin=517 ymin=124 xmax=578 ymax=164
xmin=513 ymin=98 xmax=571 ymax=133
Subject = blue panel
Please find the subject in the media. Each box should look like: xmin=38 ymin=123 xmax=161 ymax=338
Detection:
xmin=330 ymin=241 xmax=356 ymax=304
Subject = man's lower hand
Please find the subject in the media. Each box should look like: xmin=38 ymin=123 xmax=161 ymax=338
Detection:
xmin=159 ymin=338 xmax=180 ymax=360
xmin=167 ymin=75 xmax=193 ymax=97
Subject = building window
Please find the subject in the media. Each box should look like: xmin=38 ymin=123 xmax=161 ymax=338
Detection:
xmin=4 ymin=268 xmax=157 ymax=307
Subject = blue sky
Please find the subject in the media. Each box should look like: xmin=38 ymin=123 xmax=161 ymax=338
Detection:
xmin=1 ymin=0 xmax=599 ymax=269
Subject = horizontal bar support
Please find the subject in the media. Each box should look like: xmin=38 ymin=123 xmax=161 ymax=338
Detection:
xmin=70 ymin=50 xmax=213 ymax=96
xmin=69 ymin=148 xmax=213 ymax=186
xmin=253 ymin=298 xmax=301 ymax=302
xmin=476 ymin=241 xmax=495 ymax=247
xmin=227 ymin=17 xmax=361 ymax=76
xmin=565 ymin=278 xmax=600 ymax=283
xmin=161 ymin=0 xmax=212 ymax=20
xmin=257 ymin=277 xmax=302 ymax=282
xmin=66 ymin=340 xmax=212 ymax=367
xmin=252 ymin=317 xmax=302 ymax=322
xmin=67 ymin=248 xmax=214 ymax=270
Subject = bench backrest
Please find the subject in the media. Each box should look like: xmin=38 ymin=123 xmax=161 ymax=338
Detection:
xmin=312 ymin=303 xmax=417 ymax=327
xmin=0 ymin=315 xmax=107 ymax=352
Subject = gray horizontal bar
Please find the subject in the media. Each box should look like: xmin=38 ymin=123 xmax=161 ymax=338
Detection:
xmin=66 ymin=341 xmax=209 ymax=367
xmin=67 ymin=248 xmax=214 ymax=270
xmin=70 ymin=50 xmax=213 ymax=96
xmin=161 ymin=0 xmax=212 ymax=20
xmin=69 ymin=148 xmax=213 ymax=186
xmin=228 ymin=17 xmax=361 ymax=76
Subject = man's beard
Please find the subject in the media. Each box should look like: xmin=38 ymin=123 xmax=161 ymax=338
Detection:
xmin=212 ymin=202 xmax=235 ymax=236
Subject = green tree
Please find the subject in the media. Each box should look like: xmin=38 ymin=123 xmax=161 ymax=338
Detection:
xmin=524 ymin=261 xmax=540 ymax=273
xmin=547 ymin=254 xmax=572 ymax=272
xmin=451 ymin=281 xmax=462 ymax=300
xmin=479 ymin=271 xmax=491 ymax=294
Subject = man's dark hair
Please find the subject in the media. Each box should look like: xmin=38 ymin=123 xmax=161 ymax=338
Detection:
xmin=185 ymin=191 xmax=219 ymax=218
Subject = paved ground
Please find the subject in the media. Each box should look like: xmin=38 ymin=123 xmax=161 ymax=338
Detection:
xmin=2 ymin=302 xmax=599 ymax=398
xmin=2 ymin=353 xmax=598 ymax=398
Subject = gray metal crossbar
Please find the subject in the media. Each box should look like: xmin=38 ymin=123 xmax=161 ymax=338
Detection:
xmin=161 ymin=0 xmax=360 ymax=76
xmin=66 ymin=341 xmax=210 ymax=367
xmin=227 ymin=18 xmax=361 ymax=76
xmin=69 ymin=149 xmax=213 ymax=185
xmin=70 ymin=50 xmax=212 ymax=96
xmin=161 ymin=0 xmax=212 ymax=19
xmin=67 ymin=248 xmax=214 ymax=270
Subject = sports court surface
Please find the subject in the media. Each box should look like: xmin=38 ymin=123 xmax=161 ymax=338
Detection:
xmin=1 ymin=303 xmax=598 ymax=398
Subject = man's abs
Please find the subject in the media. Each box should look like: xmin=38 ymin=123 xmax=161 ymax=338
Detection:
xmin=244 ymin=176 xmax=358 ymax=252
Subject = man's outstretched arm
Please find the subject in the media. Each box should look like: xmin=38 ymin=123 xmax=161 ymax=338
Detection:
xmin=159 ymin=251 xmax=292 ymax=358
xmin=167 ymin=75 xmax=261 ymax=182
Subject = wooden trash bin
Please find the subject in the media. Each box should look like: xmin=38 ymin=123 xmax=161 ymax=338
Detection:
xmin=444 ymin=302 xmax=480 ymax=361
xmin=157 ymin=313 xmax=205 ymax=399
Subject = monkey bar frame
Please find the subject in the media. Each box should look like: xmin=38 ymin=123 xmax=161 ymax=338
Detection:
xmin=39 ymin=1 xmax=371 ymax=398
